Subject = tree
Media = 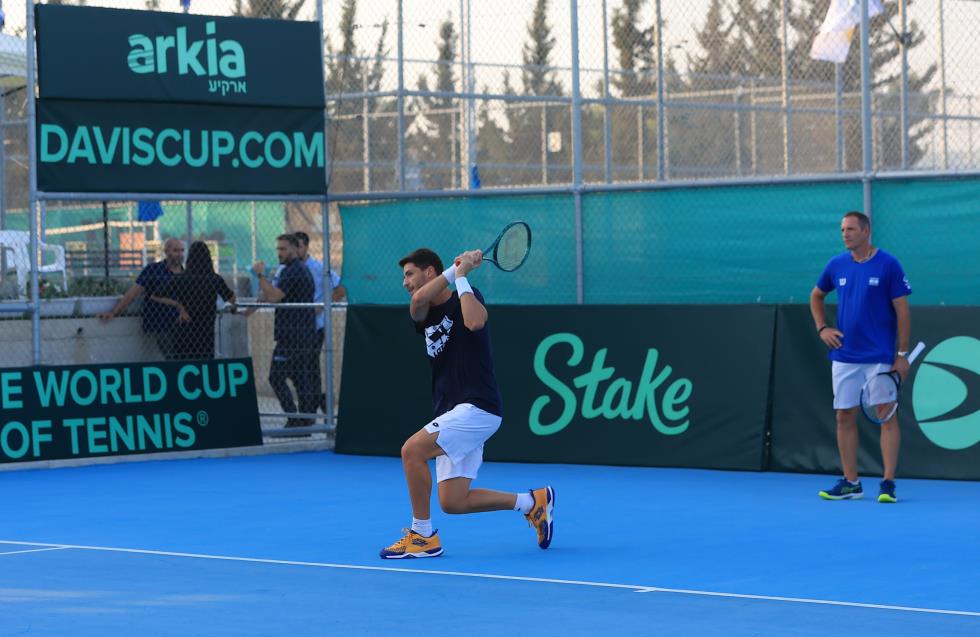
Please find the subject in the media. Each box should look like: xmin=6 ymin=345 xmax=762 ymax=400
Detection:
xmin=233 ymin=0 xmax=305 ymax=21
xmin=411 ymin=16 xmax=461 ymax=189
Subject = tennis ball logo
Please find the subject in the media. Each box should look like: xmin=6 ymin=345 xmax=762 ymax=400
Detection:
xmin=912 ymin=336 xmax=980 ymax=450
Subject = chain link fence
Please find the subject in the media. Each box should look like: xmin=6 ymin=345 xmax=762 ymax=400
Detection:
xmin=1 ymin=0 xmax=978 ymax=442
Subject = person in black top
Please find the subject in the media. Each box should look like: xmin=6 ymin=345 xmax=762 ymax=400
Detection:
xmin=252 ymin=234 xmax=316 ymax=428
xmin=379 ymin=247 xmax=554 ymax=559
xmin=151 ymin=241 xmax=236 ymax=360
xmin=98 ymin=237 xmax=184 ymax=359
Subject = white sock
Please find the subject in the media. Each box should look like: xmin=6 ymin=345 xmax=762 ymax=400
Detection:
xmin=515 ymin=492 xmax=534 ymax=514
xmin=847 ymin=478 xmax=860 ymax=485
xmin=412 ymin=518 xmax=433 ymax=537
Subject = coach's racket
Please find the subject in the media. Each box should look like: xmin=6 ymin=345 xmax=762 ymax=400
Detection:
xmin=859 ymin=341 xmax=926 ymax=425
xmin=482 ymin=221 xmax=531 ymax=272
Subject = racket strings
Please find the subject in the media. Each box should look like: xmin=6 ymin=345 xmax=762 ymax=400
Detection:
xmin=493 ymin=226 xmax=530 ymax=271
xmin=861 ymin=375 xmax=899 ymax=423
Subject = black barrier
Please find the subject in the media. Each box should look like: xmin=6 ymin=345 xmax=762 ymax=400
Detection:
xmin=337 ymin=305 xmax=776 ymax=471
xmin=770 ymin=305 xmax=980 ymax=480
xmin=0 ymin=359 xmax=262 ymax=464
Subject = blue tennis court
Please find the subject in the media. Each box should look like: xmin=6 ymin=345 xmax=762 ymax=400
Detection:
xmin=2 ymin=452 xmax=979 ymax=636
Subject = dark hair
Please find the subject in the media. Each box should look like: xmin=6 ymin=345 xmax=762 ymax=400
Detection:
xmin=399 ymin=248 xmax=443 ymax=274
xmin=844 ymin=210 xmax=871 ymax=230
xmin=185 ymin=241 xmax=214 ymax=275
xmin=294 ymin=231 xmax=310 ymax=246
xmin=277 ymin=233 xmax=300 ymax=247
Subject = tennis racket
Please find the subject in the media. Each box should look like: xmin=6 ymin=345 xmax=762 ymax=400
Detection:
xmin=481 ymin=221 xmax=532 ymax=272
xmin=859 ymin=341 xmax=926 ymax=425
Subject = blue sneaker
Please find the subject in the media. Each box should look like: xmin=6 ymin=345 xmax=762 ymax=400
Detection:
xmin=818 ymin=478 xmax=864 ymax=500
xmin=878 ymin=479 xmax=898 ymax=503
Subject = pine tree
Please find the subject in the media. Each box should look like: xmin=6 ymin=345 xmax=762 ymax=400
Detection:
xmin=411 ymin=16 xmax=461 ymax=189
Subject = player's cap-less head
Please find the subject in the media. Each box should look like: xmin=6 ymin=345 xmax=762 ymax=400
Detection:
xmin=399 ymin=248 xmax=444 ymax=294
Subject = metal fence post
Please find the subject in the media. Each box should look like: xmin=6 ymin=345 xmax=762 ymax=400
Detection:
xmin=602 ymin=0 xmax=612 ymax=183
xmin=780 ymin=0 xmax=792 ymax=175
xmin=654 ymin=0 xmax=666 ymax=180
xmin=397 ymin=0 xmax=407 ymax=190
xmin=899 ymin=0 xmax=909 ymax=169
xmin=938 ymin=0 xmax=948 ymax=170
xmin=570 ymin=0 xmax=584 ymax=304
xmin=26 ymin=0 xmax=41 ymax=364
xmin=860 ymin=0 xmax=874 ymax=218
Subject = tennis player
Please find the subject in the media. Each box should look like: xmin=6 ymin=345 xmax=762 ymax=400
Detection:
xmin=380 ymin=247 xmax=554 ymax=558
xmin=809 ymin=211 xmax=912 ymax=503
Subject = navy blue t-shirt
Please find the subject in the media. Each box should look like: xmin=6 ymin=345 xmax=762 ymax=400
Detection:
xmin=416 ymin=288 xmax=503 ymax=418
xmin=816 ymin=249 xmax=912 ymax=364
xmin=135 ymin=260 xmax=180 ymax=333
xmin=273 ymin=258 xmax=315 ymax=346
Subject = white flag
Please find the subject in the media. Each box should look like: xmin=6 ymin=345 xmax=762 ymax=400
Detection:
xmin=810 ymin=0 xmax=884 ymax=63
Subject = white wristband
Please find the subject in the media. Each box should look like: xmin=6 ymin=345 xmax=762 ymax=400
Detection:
xmin=442 ymin=265 xmax=457 ymax=285
xmin=455 ymin=276 xmax=473 ymax=297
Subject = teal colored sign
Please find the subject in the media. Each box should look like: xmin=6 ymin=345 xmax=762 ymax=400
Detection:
xmin=0 ymin=359 xmax=262 ymax=463
xmin=38 ymin=99 xmax=324 ymax=194
xmin=36 ymin=5 xmax=324 ymax=108
xmin=912 ymin=336 xmax=980 ymax=451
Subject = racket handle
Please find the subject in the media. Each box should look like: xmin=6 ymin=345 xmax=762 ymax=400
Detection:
xmin=907 ymin=341 xmax=926 ymax=364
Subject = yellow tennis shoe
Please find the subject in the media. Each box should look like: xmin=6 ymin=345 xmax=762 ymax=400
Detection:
xmin=524 ymin=486 xmax=555 ymax=549
xmin=379 ymin=529 xmax=443 ymax=559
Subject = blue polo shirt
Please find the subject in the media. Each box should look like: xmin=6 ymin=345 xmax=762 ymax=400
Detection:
xmin=135 ymin=260 xmax=179 ymax=333
xmin=416 ymin=288 xmax=502 ymax=418
xmin=816 ymin=249 xmax=912 ymax=364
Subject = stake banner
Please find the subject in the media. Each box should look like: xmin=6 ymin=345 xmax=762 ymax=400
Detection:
xmin=770 ymin=305 xmax=980 ymax=480
xmin=36 ymin=5 xmax=324 ymax=108
xmin=0 ymin=358 xmax=262 ymax=464
xmin=337 ymin=305 xmax=776 ymax=471
xmin=37 ymin=99 xmax=325 ymax=194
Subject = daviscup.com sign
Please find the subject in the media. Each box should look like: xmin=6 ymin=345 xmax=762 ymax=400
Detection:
xmin=35 ymin=5 xmax=326 ymax=195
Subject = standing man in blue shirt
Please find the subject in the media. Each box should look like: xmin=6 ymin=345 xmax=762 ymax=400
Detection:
xmin=379 ymin=247 xmax=554 ymax=559
xmin=810 ymin=211 xmax=913 ymax=503
xmin=99 ymin=237 xmax=184 ymax=360
xmin=252 ymin=234 xmax=316 ymax=428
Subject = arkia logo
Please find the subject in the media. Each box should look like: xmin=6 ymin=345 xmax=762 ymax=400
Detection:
xmin=911 ymin=336 xmax=980 ymax=450
xmin=127 ymin=21 xmax=246 ymax=86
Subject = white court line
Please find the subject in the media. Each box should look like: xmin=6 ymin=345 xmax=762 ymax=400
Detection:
xmin=1 ymin=540 xmax=977 ymax=618
xmin=0 ymin=546 xmax=69 ymax=556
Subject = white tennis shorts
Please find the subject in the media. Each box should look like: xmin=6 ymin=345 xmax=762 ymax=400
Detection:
xmin=423 ymin=403 xmax=502 ymax=483
xmin=831 ymin=361 xmax=892 ymax=409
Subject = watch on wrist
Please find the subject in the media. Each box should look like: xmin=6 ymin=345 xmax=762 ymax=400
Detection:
xmin=897 ymin=351 xmax=908 ymax=357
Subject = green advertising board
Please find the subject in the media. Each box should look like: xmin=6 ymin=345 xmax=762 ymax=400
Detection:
xmin=36 ymin=5 xmax=324 ymax=108
xmin=35 ymin=5 xmax=325 ymax=195
xmin=337 ymin=305 xmax=776 ymax=471
xmin=0 ymin=358 xmax=262 ymax=464
xmin=38 ymin=100 xmax=324 ymax=195
xmin=770 ymin=305 xmax=980 ymax=480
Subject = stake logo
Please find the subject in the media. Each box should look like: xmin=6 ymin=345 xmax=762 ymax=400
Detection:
xmin=911 ymin=336 xmax=980 ymax=450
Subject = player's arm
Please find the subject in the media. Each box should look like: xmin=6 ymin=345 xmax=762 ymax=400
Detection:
xmin=892 ymin=295 xmax=911 ymax=379
xmin=809 ymin=286 xmax=842 ymax=349
xmin=409 ymin=272 xmax=450 ymax=323
xmin=455 ymin=250 xmax=488 ymax=331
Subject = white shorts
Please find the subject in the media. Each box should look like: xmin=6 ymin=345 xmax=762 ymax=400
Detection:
xmin=831 ymin=361 xmax=892 ymax=409
xmin=423 ymin=403 xmax=502 ymax=483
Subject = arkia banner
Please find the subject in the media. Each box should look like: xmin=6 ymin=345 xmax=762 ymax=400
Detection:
xmin=34 ymin=5 xmax=325 ymax=195
xmin=37 ymin=100 xmax=325 ymax=195
xmin=0 ymin=358 xmax=262 ymax=464
xmin=35 ymin=5 xmax=324 ymax=108
xmin=337 ymin=305 xmax=777 ymax=472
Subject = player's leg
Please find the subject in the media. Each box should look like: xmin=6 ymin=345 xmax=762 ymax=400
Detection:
xmin=400 ymin=427 xmax=444 ymax=520
xmin=268 ymin=345 xmax=297 ymax=414
xmin=438 ymin=476 xmax=516 ymax=513
xmin=379 ymin=427 xmax=445 ymax=560
xmin=878 ymin=413 xmax=900 ymax=502
xmin=819 ymin=362 xmax=864 ymax=500
xmin=836 ymin=407 xmax=860 ymax=482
